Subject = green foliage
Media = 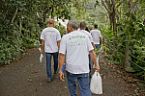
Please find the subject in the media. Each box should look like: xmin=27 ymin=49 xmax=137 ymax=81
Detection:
xmin=0 ymin=0 xmax=72 ymax=65
xmin=101 ymin=0 xmax=145 ymax=79
xmin=0 ymin=38 xmax=23 ymax=64
xmin=56 ymin=24 xmax=66 ymax=36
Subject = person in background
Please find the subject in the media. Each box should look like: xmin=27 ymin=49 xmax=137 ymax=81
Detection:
xmin=90 ymin=24 xmax=103 ymax=49
xmin=40 ymin=19 xmax=61 ymax=82
xmin=79 ymin=21 xmax=94 ymax=47
xmin=59 ymin=20 xmax=100 ymax=96
xmin=79 ymin=21 xmax=94 ymax=72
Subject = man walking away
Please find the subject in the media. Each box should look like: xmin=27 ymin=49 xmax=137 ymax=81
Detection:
xmin=90 ymin=24 xmax=102 ymax=49
xmin=79 ymin=21 xmax=94 ymax=72
xmin=79 ymin=21 xmax=94 ymax=46
xmin=40 ymin=19 xmax=61 ymax=82
xmin=59 ymin=20 xmax=100 ymax=96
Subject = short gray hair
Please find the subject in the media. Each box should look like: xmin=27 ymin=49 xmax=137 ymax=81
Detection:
xmin=67 ymin=20 xmax=79 ymax=30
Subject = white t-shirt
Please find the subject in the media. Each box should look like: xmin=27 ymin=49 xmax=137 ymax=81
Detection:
xmin=90 ymin=29 xmax=102 ymax=44
xmin=80 ymin=30 xmax=94 ymax=43
xmin=40 ymin=27 xmax=61 ymax=53
xmin=59 ymin=31 xmax=94 ymax=74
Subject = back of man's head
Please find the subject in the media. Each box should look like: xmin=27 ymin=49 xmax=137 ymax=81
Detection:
xmin=67 ymin=20 xmax=79 ymax=32
xmin=47 ymin=19 xmax=55 ymax=26
xmin=80 ymin=21 xmax=86 ymax=30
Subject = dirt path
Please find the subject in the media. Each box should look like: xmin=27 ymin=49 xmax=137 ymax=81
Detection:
xmin=0 ymin=49 xmax=144 ymax=96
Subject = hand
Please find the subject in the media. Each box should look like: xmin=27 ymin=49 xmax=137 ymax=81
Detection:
xmin=39 ymin=54 xmax=44 ymax=63
xmin=95 ymin=66 xmax=100 ymax=72
xmin=38 ymin=48 xmax=43 ymax=54
xmin=59 ymin=71 xmax=65 ymax=81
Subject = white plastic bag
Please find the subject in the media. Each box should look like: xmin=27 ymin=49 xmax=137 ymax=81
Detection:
xmin=39 ymin=54 xmax=43 ymax=63
xmin=90 ymin=72 xmax=103 ymax=94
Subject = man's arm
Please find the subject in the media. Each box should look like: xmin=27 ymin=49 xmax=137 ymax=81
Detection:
xmin=89 ymin=50 xmax=100 ymax=71
xmin=56 ymin=30 xmax=61 ymax=48
xmin=58 ymin=35 xmax=66 ymax=81
xmin=57 ymin=40 xmax=61 ymax=48
xmin=99 ymin=31 xmax=103 ymax=45
xmin=88 ymin=32 xmax=95 ymax=48
xmin=99 ymin=37 xmax=103 ymax=45
xmin=58 ymin=53 xmax=65 ymax=81
xmin=40 ymin=39 xmax=45 ymax=53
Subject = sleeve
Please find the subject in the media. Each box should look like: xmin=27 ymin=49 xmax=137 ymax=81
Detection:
xmin=59 ymin=36 xmax=67 ymax=55
xmin=86 ymin=36 xmax=94 ymax=51
xmin=56 ymin=30 xmax=61 ymax=41
xmin=40 ymin=30 xmax=44 ymax=40
xmin=90 ymin=30 xmax=93 ymax=36
xmin=99 ymin=31 xmax=102 ymax=38
xmin=88 ymin=33 xmax=94 ymax=43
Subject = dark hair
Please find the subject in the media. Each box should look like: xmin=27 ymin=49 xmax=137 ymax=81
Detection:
xmin=80 ymin=21 xmax=86 ymax=29
xmin=94 ymin=24 xmax=98 ymax=28
xmin=85 ymin=27 xmax=90 ymax=32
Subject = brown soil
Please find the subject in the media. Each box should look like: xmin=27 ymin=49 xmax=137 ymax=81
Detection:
xmin=0 ymin=49 xmax=145 ymax=96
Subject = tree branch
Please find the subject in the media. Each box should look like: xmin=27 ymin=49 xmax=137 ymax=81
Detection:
xmin=101 ymin=0 xmax=110 ymax=13
xmin=11 ymin=8 xmax=18 ymax=23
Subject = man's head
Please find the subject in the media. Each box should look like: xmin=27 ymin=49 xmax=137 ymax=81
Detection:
xmin=47 ymin=19 xmax=55 ymax=27
xmin=79 ymin=21 xmax=86 ymax=30
xmin=94 ymin=24 xmax=98 ymax=29
xmin=67 ymin=20 xmax=79 ymax=33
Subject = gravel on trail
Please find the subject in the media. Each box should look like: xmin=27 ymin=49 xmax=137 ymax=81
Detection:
xmin=0 ymin=48 xmax=145 ymax=96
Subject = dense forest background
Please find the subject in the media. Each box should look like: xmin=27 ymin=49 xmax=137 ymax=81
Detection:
xmin=0 ymin=0 xmax=145 ymax=80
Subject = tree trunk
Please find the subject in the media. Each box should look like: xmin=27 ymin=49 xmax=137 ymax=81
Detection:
xmin=102 ymin=0 xmax=117 ymax=37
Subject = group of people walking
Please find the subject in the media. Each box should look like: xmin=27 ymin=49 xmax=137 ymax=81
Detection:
xmin=40 ymin=18 xmax=102 ymax=96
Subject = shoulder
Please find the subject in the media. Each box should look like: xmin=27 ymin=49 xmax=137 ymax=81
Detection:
xmin=52 ymin=27 xmax=59 ymax=32
xmin=84 ymin=30 xmax=91 ymax=35
xmin=75 ymin=30 xmax=87 ymax=36
xmin=98 ymin=30 xmax=101 ymax=33
xmin=90 ymin=29 xmax=95 ymax=33
xmin=79 ymin=30 xmax=88 ymax=35
xmin=96 ymin=29 xmax=101 ymax=34
xmin=61 ymin=33 xmax=70 ymax=40
xmin=41 ymin=28 xmax=48 ymax=35
xmin=78 ymin=31 xmax=90 ymax=40
xmin=96 ymin=29 xmax=101 ymax=32
xmin=82 ymin=30 xmax=89 ymax=33
xmin=44 ymin=27 xmax=58 ymax=32
xmin=42 ymin=27 xmax=48 ymax=32
xmin=91 ymin=29 xmax=100 ymax=33
xmin=83 ymin=31 xmax=92 ymax=37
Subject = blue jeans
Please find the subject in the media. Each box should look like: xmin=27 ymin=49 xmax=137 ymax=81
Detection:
xmin=45 ymin=52 xmax=58 ymax=80
xmin=66 ymin=72 xmax=92 ymax=96
xmin=95 ymin=44 xmax=100 ymax=49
